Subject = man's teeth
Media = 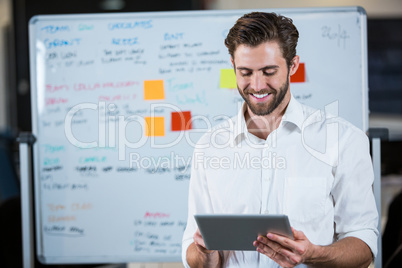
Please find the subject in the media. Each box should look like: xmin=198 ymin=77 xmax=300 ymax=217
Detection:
xmin=252 ymin=93 xmax=269 ymax=99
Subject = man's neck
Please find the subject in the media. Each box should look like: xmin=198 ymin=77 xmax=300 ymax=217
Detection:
xmin=244 ymin=94 xmax=291 ymax=140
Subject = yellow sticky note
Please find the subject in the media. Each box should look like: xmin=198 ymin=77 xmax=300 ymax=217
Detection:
xmin=144 ymin=80 xmax=165 ymax=100
xmin=220 ymin=69 xmax=237 ymax=89
xmin=145 ymin=117 xmax=165 ymax=137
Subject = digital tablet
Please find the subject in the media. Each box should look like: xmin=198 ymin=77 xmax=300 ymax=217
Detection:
xmin=194 ymin=214 xmax=293 ymax=251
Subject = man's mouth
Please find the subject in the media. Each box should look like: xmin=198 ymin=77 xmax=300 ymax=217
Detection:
xmin=251 ymin=93 xmax=270 ymax=99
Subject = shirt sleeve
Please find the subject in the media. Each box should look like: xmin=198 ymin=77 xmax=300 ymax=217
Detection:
xmin=331 ymin=126 xmax=379 ymax=257
xmin=182 ymin=146 xmax=215 ymax=267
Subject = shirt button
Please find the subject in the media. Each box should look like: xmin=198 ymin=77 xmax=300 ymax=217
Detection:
xmin=263 ymin=210 xmax=269 ymax=214
xmin=265 ymin=177 xmax=270 ymax=182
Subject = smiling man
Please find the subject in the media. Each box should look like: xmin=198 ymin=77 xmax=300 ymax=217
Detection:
xmin=182 ymin=12 xmax=378 ymax=268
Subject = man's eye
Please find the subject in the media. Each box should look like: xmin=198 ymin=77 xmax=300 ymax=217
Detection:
xmin=241 ymin=72 xmax=251 ymax=77
xmin=264 ymin=72 xmax=276 ymax=76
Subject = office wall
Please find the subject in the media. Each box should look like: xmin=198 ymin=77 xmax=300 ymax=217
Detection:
xmin=209 ymin=0 xmax=402 ymax=18
xmin=0 ymin=0 xmax=11 ymax=129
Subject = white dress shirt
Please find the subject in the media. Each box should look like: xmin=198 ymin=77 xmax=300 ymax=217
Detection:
xmin=182 ymin=95 xmax=378 ymax=268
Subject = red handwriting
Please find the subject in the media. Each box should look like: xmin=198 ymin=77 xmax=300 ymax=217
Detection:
xmin=45 ymin=81 xmax=140 ymax=93
xmin=46 ymin=98 xmax=68 ymax=106
xmin=98 ymin=94 xmax=136 ymax=101
xmin=75 ymin=81 xmax=140 ymax=91
xmin=101 ymin=81 xmax=139 ymax=89
xmin=144 ymin=211 xmax=170 ymax=219
xmin=46 ymin=84 xmax=69 ymax=93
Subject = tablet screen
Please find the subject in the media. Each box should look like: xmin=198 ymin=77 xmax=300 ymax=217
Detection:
xmin=195 ymin=214 xmax=293 ymax=251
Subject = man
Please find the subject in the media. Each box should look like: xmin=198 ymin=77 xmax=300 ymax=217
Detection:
xmin=182 ymin=12 xmax=378 ymax=268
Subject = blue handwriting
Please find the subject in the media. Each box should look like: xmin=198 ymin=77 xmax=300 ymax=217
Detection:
xmin=108 ymin=20 xmax=153 ymax=30
xmin=164 ymin=32 xmax=184 ymax=41
xmin=78 ymin=24 xmax=94 ymax=31
xmin=41 ymin=25 xmax=70 ymax=34
xmin=44 ymin=38 xmax=81 ymax=49
xmin=112 ymin=37 xmax=139 ymax=46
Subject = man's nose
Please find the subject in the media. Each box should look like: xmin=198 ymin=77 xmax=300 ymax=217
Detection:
xmin=250 ymin=73 xmax=265 ymax=92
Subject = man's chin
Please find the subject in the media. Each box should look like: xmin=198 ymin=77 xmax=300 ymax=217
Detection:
xmin=248 ymin=105 xmax=274 ymax=116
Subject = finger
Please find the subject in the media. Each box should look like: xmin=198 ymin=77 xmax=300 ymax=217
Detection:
xmin=194 ymin=237 xmax=206 ymax=248
xmin=254 ymin=240 xmax=298 ymax=267
xmin=254 ymin=237 xmax=288 ymax=261
xmin=193 ymin=228 xmax=206 ymax=248
xmin=266 ymin=233 xmax=300 ymax=251
xmin=292 ymin=228 xmax=307 ymax=240
xmin=256 ymin=235 xmax=286 ymax=254
xmin=259 ymin=237 xmax=303 ymax=265
xmin=267 ymin=232 xmax=308 ymax=263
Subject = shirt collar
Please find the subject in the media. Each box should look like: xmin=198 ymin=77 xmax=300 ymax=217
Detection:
xmin=282 ymin=94 xmax=304 ymax=131
xmin=232 ymin=94 xmax=304 ymax=145
xmin=232 ymin=101 xmax=248 ymax=145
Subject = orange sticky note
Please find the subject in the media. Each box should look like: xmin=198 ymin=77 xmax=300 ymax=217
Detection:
xmin=145 ymin=117 xmax=165 ymax=136
xmin=171 ymin=111 xmax=192 ymax=131
xmin=144 ymin=80 xmax=165 ymax=100
xmin=290 ymin=63 xmax=305 ymax=83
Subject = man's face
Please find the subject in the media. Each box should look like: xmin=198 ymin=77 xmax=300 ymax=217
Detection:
xmin=233 ymin=41 xmax=291 ymax=116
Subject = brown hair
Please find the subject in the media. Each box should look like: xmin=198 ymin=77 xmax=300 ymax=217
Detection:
xmin=224 ymin=12 xmax=299 ymax=68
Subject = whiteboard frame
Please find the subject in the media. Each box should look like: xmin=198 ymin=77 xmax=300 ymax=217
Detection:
xmin=28 ymin=6 xmax=368 ymax=264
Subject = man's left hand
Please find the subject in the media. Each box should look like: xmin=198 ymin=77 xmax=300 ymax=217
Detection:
xmin=253 ymin=227 xmax=318 ymax=267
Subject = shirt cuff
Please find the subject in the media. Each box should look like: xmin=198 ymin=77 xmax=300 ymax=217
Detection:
xmin=338 ymin=228 xmax=379 ymax=257
xmin=182 ymin=238 xmax=193 ymax=268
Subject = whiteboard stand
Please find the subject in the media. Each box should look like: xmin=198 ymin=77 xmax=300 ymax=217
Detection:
xmin=369 ymin=128 xmax=389 ymax=268
xmin=17 ymin=132 xmax=36 ymax=268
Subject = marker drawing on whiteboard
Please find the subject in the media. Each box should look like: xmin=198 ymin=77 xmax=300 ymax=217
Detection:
xmin=321 ymin=25 xmax=350 ymax=49
xmin=176 ymin=91 xmax=208 ymax=106
xmin=44 ymin=225 xmax=85 ymax=237
xmin=160 ymin=44 xmax=180 ymax=50
xmin=46 ymin=97 xmax=68 ymax=106
xmin=166 ymin=79 xmax=194 ymax=92
xmin=44 ymin=38 xmax=81 ymax=49
xmin=42 ymin=165 xmax=63 ymax=172
xmin=71 ymin=183 xmax=89 ymax=191
xmin=112 ymin=37 xmax=139 ymax=46
xmin=42 ymin=183 xmax=89 ymax=191
xmin=159 ymin=53 xmax=181 ymax=59
xmin=175 ymin=174 xmax=191 ymax=181
xmin=183 ymin=42 xmax=202 ymax=48
xmin=79 ymin=156 xmax=107 ymax=163
xmin=43 ymin=157 xmax=60 ymax=166
xmin=108 ymin=20 xmax=153 ymax=30
xmin=169 ymin=61 xmax=188 ymax=66
xmin=48 ymin=119 xmax=60 ymax=127
xmin=46 ymin=84 xmax=69 ymax=93
xmin=197 ymin=50 xmax=220 ymax=56
xmin=164 ymin=32 xmax=184 ymax=41
xmin=42 ymin=121 xmax=51 ymax=128
xmin=43 ymin=144 xmax=65 ymax=153
xmin=200 ymin=59 xmax=229 ymax=65
xmin=103 ymin=166 xmax=113 ymax=172
xmin=78 ymin=24 xmax=94 ymax=31
xmin=75 ymin=166 xmax=98 ymax=177
xmin=116 ymin=167 xmax=138 ymax=172
xmin=48 ymin=215 xmax=76 ymax=223
xmin=41 ymin=25 xmax=70 ymax=34
xmin=43 ymin=183 xmax=69 ymax=191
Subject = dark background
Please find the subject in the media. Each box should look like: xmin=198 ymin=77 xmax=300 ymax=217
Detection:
xmin=1 ymin=1 xmax=401 ymax=267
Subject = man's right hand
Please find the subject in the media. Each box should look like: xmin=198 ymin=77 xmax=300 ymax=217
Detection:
xmin=193 ymin=228 xmax=216 ymax=254
xmin=187 ymin=228 xmax=221 ymax=268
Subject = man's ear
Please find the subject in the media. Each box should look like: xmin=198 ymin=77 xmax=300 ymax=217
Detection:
xmin=231 ymin=57 xmax=235 ymax=70
xmin=289 ymin=55 xmax=300 ymax=76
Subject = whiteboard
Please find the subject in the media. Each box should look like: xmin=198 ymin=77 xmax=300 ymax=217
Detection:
xmin=29 ymin=7 xmax=368 ymax=264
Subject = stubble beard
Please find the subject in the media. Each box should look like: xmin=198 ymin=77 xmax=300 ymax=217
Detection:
xmin=238 ymin=76 xmax=290 ymax=116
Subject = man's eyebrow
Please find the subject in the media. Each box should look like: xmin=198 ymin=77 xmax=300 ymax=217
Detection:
xmin=236 ymin=65 xmax=279 ymax=71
